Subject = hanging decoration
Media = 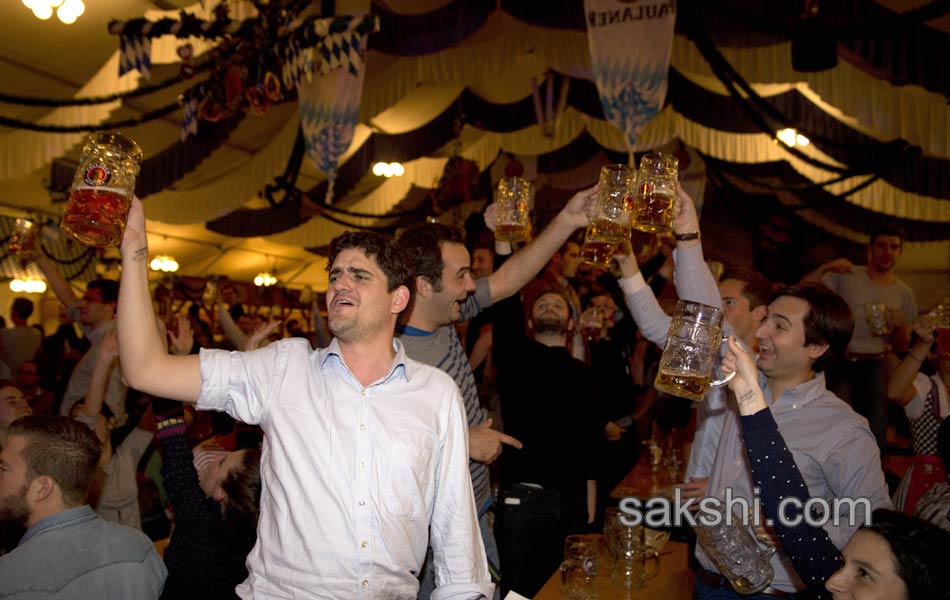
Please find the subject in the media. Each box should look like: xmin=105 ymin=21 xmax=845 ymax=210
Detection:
xmin=104 ymin=4 xmax=377 ymax=141
xmin=584 ymin=0 xmax=677 ymax=150
xmin=298 ymin=27 xmax=370 ymax=203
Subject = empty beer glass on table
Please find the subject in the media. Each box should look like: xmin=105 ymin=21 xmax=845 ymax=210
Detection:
xmin=602 ymin=509 xmax=660 ymax=590
xmin=693 ymin=504 xmax=775 ymax=595
xmin=865 ymin=302 xmax=890 ymax=337
xmin=654 ymin=300 xmax=735 ymax=402
xmin=633 ymin=152 xmax=678 ymax=233
xmin=494 ymin=176 xmax=532 ymax=242
xmin=61 ymin=131 xmax=143 ymax=248
xmin=579 ymin=164 xmax=635 ymax=269
xmin=560 ymin=534 xmax=598 ymax=600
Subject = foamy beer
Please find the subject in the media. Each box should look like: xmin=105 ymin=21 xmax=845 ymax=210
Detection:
xmin=633 ymin=152 xmax=678 ymax=233
xmin=493 ymin=177 xmax=532 ymax=242
xmin=579 ymin=164 xmax=635 ymax=269
xmin=654 ymin=300 xmax=735 ymax=401
xmin=61 ymin=131 xmax=143 ymax=247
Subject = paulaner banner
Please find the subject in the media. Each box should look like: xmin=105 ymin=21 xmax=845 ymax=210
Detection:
xmin=298 ymin=28 xmax=369 ymax=203
xmin=584 ymin=0 xmax=677 ymax=149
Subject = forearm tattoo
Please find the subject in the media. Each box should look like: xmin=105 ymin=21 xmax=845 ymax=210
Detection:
xmin=737 ymin=389 xmax=759 ymax=410
xmin=133 ymin=246 xmax=148 ymax=263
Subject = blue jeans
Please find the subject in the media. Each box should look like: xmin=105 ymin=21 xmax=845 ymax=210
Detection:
xmin=417 ymin=511 xmax=500 ymax=600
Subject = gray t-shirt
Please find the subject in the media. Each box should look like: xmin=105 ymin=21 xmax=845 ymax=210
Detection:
xmin=398 ymin=277 xmax=493 ymax=510
xmin=823 ymin=266 xmax=917 ymax=354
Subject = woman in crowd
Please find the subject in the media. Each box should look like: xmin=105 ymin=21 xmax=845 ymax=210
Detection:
xmin=722 ymin=336 xmax=950 ymax=599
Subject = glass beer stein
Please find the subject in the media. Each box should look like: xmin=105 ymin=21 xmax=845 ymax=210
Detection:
xmin=633 ymin=152 xmax=678 ymax=233
xmin=61 ymin=131 xmax=143 ymax=248
xmin=560 ymin=534 xmax=599 ymax=600
xmin=864 ymin=302 xmax=890 ymax=337
xmin=654 ymin=300 xmax=735 ymax=402
xmin=694 ymin=505 xmax=775 ymax=595
xmin=494 ymin=176 xmax=532 ymax=243
xmin=9 ymin=218 xmax=39 ymax=262
xmin=580 ymin=164 xmax=635 ymax=269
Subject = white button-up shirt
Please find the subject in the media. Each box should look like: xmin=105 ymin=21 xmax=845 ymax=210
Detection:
xmin=198 ymin=337 xmax=492 ymax=599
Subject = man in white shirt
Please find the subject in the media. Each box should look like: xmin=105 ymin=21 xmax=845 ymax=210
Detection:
xmin=116 ymin=197 xmax=492 ymax=599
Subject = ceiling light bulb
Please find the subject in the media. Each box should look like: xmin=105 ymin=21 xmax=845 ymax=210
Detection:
xmin=776 ymin=128 xmax=797 ymax=147
xmin=9 ymin=280 xmax=25 ymax=293
xmin=796 ymin=134 xmax=810 ymax=147
xmin=48 ymin=0 xmax=64 ymax=7
xmin=32 ymin=3 xmax=53 ymax=19
xmin=57 ymin=8 xmax=78 ymax=24
xmin=150 ymin=258 xmax=162 ymax=271
xmin=391 ymin=162 xmax=405 ymax=177
xmin=372 ymin=162 xmax=386 ymax=176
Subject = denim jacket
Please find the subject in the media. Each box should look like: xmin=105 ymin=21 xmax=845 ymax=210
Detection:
xmin=0 ymin=505 xmax=166 ymax=599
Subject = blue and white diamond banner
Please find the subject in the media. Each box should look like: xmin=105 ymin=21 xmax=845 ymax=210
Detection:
xmin=584 ymin=0 xmax=676 ymax=149
xmin=298 ymin=33 xmax=368 ymax=203
xmin=119 ymin=35 xmax=152 ymax=79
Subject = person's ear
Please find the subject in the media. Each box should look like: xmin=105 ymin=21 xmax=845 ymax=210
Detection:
xmin=391 ymin=285 xmax=410 ymax=314
xmin=752 ymin=305 xmax=767 ymax=322
xmin=30 ymin=475 xmax=55 ymax=504
xmin=807 ymin=342 xmax=829 ymax=362
xmin=414 ymin=276 xmax=432 ymax=298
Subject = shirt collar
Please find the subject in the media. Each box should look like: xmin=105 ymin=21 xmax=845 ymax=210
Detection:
xmin=20 ymin=505 xmax=95 ymax=546
xmin=87 ymin=320 xmax=115 ymax=344
xmin=320 ymin=337 xmax=411 ymax=385
xmin=761 ymin=370 xmax=827 ymax=410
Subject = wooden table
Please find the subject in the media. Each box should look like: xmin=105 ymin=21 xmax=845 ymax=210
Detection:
xmin=533 ymin=540 xmax=694 ymax=599
xmin=610 ymin=451 xmax=685 ymax=500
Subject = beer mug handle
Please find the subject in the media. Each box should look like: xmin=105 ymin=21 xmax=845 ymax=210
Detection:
xmin=709 ymin=336 xmax=737 ymax=388
xmin=643 ymin=548 xmax=661 ymax=581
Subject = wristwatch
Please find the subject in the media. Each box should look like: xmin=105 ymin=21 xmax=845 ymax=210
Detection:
xmin=674 ymin=231 xmax=701 ymax=242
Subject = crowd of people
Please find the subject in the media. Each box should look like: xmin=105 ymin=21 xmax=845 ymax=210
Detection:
xmin=0 ymin=181 xmax=948 ymax=599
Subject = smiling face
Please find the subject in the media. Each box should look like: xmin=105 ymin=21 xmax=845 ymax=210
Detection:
xmin=429 ymin=242 xmax=476 ymax=326
xmin=471 ymin=247 xmax=494 ymax=279
xmin=826 ymin=530 xmax=908 ymax=600
xmin=327 ymin=248 xmax=407 ymax=344
xmin=755 ymin=296 xmax=827 ymax=385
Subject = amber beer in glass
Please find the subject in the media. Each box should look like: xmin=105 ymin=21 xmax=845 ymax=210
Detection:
xmin=654 ymin=300 xmax=734 ymax=401
xmin=61 ymin=131 xmax=143 ymax=248
xmin=633 ymin=152 xmax=678 ymax=233
xmin=937 ymin=299 xmax=950 ymax=356
xmin=494 ymin=177 xmax=532 ymax=242
xmin=580 ymin=164 xmax=635 ymax=269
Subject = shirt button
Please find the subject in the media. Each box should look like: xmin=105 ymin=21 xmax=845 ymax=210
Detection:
xmin=359 ymin=461 xmax=365 ymax=468
xmin=361 ymin=541 xmax=368 ymax=548
xmin=361 ymin=580 xmax=369 ymax=587
xmin=361 ymin=390 xmax=366 ymax=397
xmin=360 ymin=424 xmax=366 ymax=431
xmin=792 ymin=403 xmax=798 ymax=409
xmin=359 ymin=500 xmax=366 ymax=506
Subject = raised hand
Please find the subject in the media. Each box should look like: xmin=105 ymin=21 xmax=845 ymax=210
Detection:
xmin=558 ymin=184 xmax=599 ymax=230
xmin=483 ymin=202 xmax=498 ymax=232
xmin=98 ymin=329 xmax=119 ymax=362
xmin=168 ymin=315 xmax=194 ymax=356
xmin=245 ymin=319 xmax=281 ymax=351
xmin=912 ymin=313 xmax=936 ymax=343
xmin=120 ymin=196 xmax=148 ymax=258
xmin=671 ymin=183 xmax=700 ymax=235
xmin=722 ymin=335 xmax=766 ymax=415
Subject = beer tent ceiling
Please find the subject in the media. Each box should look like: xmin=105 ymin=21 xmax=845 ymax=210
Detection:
xmin=0 ymin=0 xmax=948 ymax=292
